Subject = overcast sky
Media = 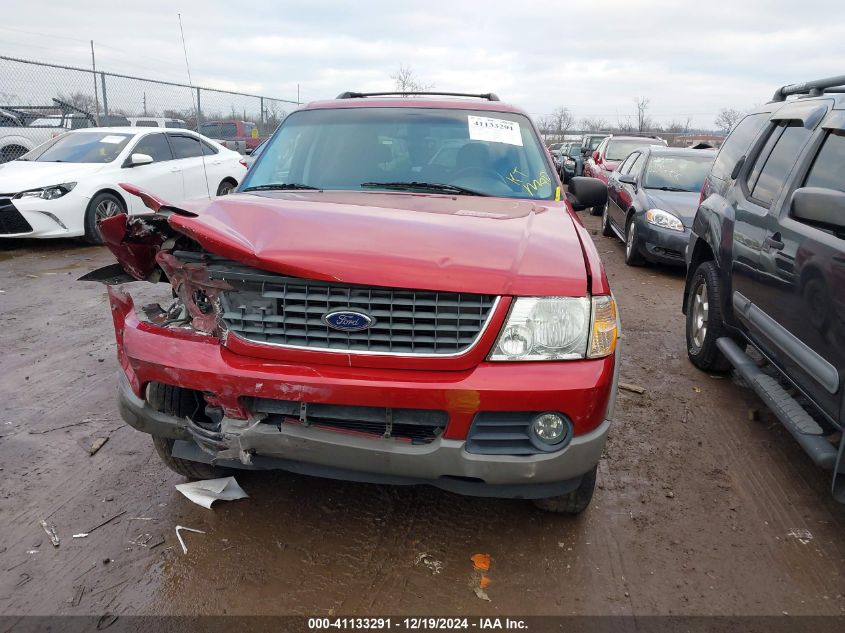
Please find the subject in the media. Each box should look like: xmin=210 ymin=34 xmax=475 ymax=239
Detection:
xmin=2 ymin=0 xmax=844 ymax=129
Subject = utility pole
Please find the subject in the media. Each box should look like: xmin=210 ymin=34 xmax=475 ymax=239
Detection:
xmin=143 ymin=92 xmax=147 ymax=116
xmin=90 ymin=40 xmax=100 ymax=125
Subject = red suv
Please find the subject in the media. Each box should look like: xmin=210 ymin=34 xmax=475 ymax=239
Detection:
xmin=91 ymin=92 xmax=619 ymax=513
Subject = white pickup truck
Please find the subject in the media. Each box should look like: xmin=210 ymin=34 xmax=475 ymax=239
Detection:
xmin=0 ymin=105 xmax=95 ymax=163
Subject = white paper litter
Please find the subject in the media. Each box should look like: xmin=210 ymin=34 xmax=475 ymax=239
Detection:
xmin=175 ymin=525 xmax=205 ymax=555
xmin=174 ymin=476 xmax=248 ymax=509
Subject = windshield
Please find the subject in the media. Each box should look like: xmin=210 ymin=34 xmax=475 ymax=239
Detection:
xmin=587 ymin=136 xmax=605 ymax=150
xmin=243 ymin=107 xmax=555 ymax=200
xmin=606 ymin=139 xmax=663 ymax=162
xmin=24 ymin=131 xmax=133 ymax=163
xmin=643 ymin=154 xmax=714 ymax=192
xmin=568 ymin=144 xmax=582 ymax=157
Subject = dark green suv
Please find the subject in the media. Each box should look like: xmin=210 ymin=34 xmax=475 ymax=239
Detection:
xmin=683 ymin=74 xmax=845 ymax=502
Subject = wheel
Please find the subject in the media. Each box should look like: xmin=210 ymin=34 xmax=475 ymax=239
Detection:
xmin=152 ymin=436 xmax=231 ymax=480
xmin=685 ymin=260 xmax=731 ymax=372
xmin=533 ymin=466 xmax=597 ymax=514
xmin=84 ymin=192 xmax=125 ymax=244
xmin=147 ymin=382 xmax=231 ymax=480
xmin=624 ymin=217 xmax=645 ymax=265
xmin=216 ymin=180 xmax=235 ymax=196
xmin=0 ymin=144 xmax=28 ymax=163
xmin=601 ymin=202 xmax=613 ymax=236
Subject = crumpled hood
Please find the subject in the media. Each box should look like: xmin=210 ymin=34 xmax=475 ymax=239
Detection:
xmin=170 ymin=190 xmax=589 ymax=296
xmin=0 ymin=161 xmax=105 ymax=194
xmin=644 ymin=190 xmax=701 ymax=227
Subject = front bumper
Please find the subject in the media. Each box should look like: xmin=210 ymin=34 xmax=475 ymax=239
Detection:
xmin=0 ymin=193 xmax=87 ymax=238
xmin=635 ymin=219 xmax=689 ymax=266
xmin=109 ymin=286 xmax=618 ymax=498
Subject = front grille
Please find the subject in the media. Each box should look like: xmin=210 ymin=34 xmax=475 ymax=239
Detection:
xmin=246 ymin=397 xmax=447 ymax=444
xmin=466 ymin=412 xmax=573 ymax=455
xmin=211 ymin=264 xmax=497 ymax=355
xmin=0 ymin=198 xmax=33 ymax=235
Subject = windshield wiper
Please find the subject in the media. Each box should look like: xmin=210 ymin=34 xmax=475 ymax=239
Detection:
xmin=361 ymin=181 xmax=488 ymax=196
xmin=646 ymin=185 xmax=691 ymax=192
xmin=242 ymin=183 xmax=320 ymax=192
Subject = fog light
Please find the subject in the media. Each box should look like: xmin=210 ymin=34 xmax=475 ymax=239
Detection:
xmin=532 ymin=412 xmax=566 ymax=445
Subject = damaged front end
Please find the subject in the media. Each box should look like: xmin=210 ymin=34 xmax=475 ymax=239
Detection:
xmin=82 ymin=185 xmax=260 ymax=461
xmin=82 ymin=184 xmax=232 ymax=338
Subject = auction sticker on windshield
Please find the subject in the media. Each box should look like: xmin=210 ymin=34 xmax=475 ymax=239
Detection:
xmin=100 ymin=135 xmax=127 ymax=144
xmin=467 ymin=115 xmax=523 ymax=146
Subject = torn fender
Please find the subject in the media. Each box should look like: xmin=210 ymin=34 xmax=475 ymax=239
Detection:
xmin=93 ymin=184 xmax=198 ymax=282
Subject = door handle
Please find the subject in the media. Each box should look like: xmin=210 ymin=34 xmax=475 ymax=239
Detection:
xmin=763 ymin=233 xmax=784 ymax=251
xmin=169 ymin=167 xmax=180 ymax=172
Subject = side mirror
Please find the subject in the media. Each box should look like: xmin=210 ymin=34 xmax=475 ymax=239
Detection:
xmin=790 ymin=187 xmax=845 ymax=231
xmin=592 ymin=150 xmax=601 ymax=163
xmin=568 ymin=176 xmax=608 ymax=211
xmin=126 ymin=153 xmax=153 ymax=167
xmin=619 ymin=174 xmax=636 ymax=186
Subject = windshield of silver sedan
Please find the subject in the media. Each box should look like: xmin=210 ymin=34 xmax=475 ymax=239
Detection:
xmin=21 ymin=132 xmax=133 ymax=163
xmin=242 ymin=107 xmax=556 ymax=199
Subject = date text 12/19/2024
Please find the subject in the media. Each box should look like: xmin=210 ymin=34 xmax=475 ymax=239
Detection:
xmin=308 ymin=618 xmax=529 ymax=630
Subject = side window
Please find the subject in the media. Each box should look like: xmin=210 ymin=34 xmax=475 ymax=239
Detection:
xmin=748 ymin=123 xmax=812 ymax=207
xmin=618 ymin=153 xmax=637 ymax=174
xmin=132 ymin=133 xmax=173 ymax=162
xmin=804 ymin=130 xmax=845 ymax=193
xmin=201 ymin=140 xmax=219 ymax=156
xmin=628 ymin=153 xmax=644 ymax=177
xmin=711 ymin=112 xmax=769 ymax=181
xmin=169 ymin=134 xmax=203 ymax=159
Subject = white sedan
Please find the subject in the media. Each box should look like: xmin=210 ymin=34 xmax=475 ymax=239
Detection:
xmin=0 ymin=127 xmax=247 ymax=242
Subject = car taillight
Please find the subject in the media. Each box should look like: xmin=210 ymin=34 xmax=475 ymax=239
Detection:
xmin=239 ymin=159 xmax=247 ymax=168
xmin=698 ymin=178 xmax=708 ymax=207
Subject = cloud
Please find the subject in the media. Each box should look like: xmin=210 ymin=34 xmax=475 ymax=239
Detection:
xmin=1 ymin=0 xmax=844 ymax=128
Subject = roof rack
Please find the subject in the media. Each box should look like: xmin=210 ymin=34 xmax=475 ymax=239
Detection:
xmin=336 ymin=91 xmax=500 ymax=102
xmin=772 ymin=75 xmax=845 ymax=101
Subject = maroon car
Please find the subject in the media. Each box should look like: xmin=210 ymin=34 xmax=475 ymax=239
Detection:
xmin=199 ymin=120 xmax=262 ymax=153
xmin=583 ymin=134 xmax=667 ymax=214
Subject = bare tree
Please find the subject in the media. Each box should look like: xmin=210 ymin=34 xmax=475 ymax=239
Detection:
xmin=57 ymin=91 xmax=97 ymax=114
xmin=634 ymin=97 xmax=651 ymax=132
xmin=664 ymin=118 xmax=692 ymax=134
xmin=550 ymin=107 xmax=575 ymax=136
xmin=714 ymin=107 xmax=743 ymax=134
xmin=390 ymin=64 xmax=432 ymax=94
xmin=580 ymin=117 xmax=610 ymax=132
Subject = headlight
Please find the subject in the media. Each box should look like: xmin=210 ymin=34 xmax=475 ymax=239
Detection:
xmin=645 ymin=208 xmax=683 ymax=232
xmin=489 ymin=296 xmax=617 ymax=361
xmin=15 ymin=182 xmax=77 ymax=201
xmin=564 ymin=159 xmax=575 ymax=167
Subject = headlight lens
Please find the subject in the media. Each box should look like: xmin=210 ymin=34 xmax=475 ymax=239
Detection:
xmin=645 ymin=208 xmax=684 ymax=232
xmin=565 ymin=159 xmax=575 ymax=166
xmin=489 ymin=297 xmax=590 ymax=361
xmin=15 ymin=182 xmax=77 ymax=200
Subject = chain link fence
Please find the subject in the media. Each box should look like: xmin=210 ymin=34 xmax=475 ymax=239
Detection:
xmin=0 ymin=55 xmax=299 ymax=161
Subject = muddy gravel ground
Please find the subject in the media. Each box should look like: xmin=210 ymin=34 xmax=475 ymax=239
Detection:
xmin=1 ymin=210 xmax=844 ymax=623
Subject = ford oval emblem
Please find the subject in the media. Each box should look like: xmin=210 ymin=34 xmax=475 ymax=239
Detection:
xmin=322 ymin=310 xmax=375 ymax=332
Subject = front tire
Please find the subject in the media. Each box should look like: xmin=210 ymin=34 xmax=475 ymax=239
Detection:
xmin=216 ymin=180 xmax=235 ymax=196
xmin=685 ymin=260 xmax=731 ymax=372
xmin=147 ymin=382 xmax=231 ymax=479
xmin=601 ymin=203 xmax=613 ymax=236
xmin=624 ymin=217 xmax=645 ymax=266
xmin=533 ymin=466 xmax=597 ymax=514
xmin=84 ymin=192 xmax=126 ymax=244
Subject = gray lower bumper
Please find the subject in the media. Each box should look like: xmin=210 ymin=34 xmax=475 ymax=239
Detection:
xmin=118 ymin=376 xmax=611 ymax=500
